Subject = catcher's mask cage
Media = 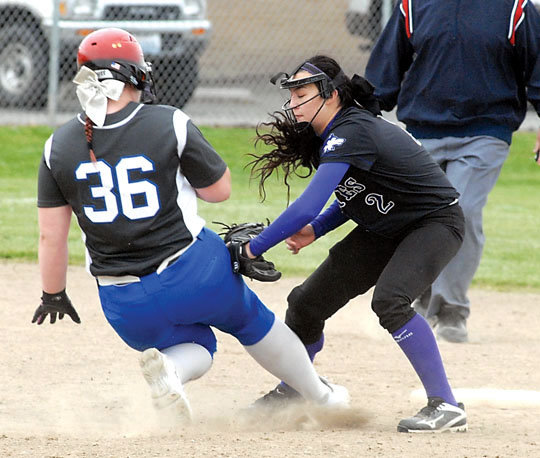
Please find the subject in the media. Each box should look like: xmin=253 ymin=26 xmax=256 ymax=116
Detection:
xmin=270 ymin=61 xmax=347 ymax=130
xmin=77 ymin=28 xmax=157 ymax=104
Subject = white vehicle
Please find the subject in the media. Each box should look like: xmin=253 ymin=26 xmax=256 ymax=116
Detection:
xmin=345 ymin=0 xmax=396 ymax=45
xmin=0 ymin=0 xmax=210 ymax=108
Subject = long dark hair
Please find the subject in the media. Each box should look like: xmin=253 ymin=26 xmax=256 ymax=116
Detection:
xmin=249 ymin=55 xmax=379 ymax=202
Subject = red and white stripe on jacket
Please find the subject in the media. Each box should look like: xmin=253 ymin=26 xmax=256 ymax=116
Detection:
xmin=508 ymin=0 xmax=527 ymax=45
xmin=400 ymin=0 xmax=528 ymax=45
xmin=400 ymin=0 xmax=413 ymax=38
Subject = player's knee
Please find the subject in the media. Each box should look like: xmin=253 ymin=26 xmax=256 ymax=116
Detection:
xmin=371 ymin=290 xmax=414 ymax=332
xmin=285 ymin=286 xmax=324 ymax=343
xmin=285 ymin=286 xmax=308 ymax=330
xmin=287 ymin=285 xmax=304 ymax=309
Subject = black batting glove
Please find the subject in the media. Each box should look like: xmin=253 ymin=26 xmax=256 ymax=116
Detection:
xmin=32 ymin=289 xmax=81 ymax=325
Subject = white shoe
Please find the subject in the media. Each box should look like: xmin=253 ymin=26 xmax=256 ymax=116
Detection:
xmin=139 ymin=348 xmax=193 ymax=420
xmin=319 ymin=379 xmax=350 ymax=408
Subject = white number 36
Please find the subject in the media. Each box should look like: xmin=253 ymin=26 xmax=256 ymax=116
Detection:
xmin=75 ymin=156 xmax=160 ymax=223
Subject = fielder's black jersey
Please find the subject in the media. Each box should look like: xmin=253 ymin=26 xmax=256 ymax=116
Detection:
xmin=38 ymin=102 xmax=227 ymax=277
xmin=320 ymin=107 xmax=459 ymax=237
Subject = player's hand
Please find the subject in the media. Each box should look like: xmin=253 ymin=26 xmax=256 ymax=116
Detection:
xmin=285 ymin=225 xmax=316 ymax=255
xmin=32 ymin=289 xmax=81 ymax=325
xmin=533 ymin=128 xmax=540 ymax=165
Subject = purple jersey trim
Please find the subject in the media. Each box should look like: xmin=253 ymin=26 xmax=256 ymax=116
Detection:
xmin=310 ymin=199 xmax=349 ymax=238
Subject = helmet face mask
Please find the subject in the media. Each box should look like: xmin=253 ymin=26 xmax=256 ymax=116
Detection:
xmin=77 ymin=28 xmax=157 ymax=103
xmin=270 ymin=62 xmax=338 ymax=130
xmin=275 ymin=72 xmax=335 ymax=99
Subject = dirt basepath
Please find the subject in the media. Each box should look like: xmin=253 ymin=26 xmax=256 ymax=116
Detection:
xmin=1 ymin=261 xmax=539 ymax=457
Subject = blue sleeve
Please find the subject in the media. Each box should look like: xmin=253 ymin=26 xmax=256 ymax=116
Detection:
xmin=364 ymin=1 xmax=414 ymax=112
xmin=516 ymin=2 xmax=540 ymax=114
xmin=249 ymin=162 xmax=350 ymax=256
xmin=310 ymin=199 xmax=349 ymax=238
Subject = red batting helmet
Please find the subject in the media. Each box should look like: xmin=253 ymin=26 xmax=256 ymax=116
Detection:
xmin=77 ymin=28 xmax=156 ymax=103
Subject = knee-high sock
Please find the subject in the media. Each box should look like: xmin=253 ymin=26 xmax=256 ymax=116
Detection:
xmin=392 ymin=313 xmax=457 ymax=405
xmin=162 ymin=343 xmax=213 ymax=384
xmin=244 ymin=318 xmax=330 ymax=402
xmin=279 ymin=333 xmax=324 ymax=391
xmin=306 ymin=333 xmax=325 ymax=362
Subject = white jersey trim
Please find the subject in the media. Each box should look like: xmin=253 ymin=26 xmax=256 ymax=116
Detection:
xmin=43 ymin=134 xmax=53 ymax=169
xmin=173 ymin=109 xmax=190 ymax=158
xmin=76 ymin=104 xmax=145 ymax=129
xmin=77 ymin=225 xmax=93 ymax=276
xmin=171 ymin=109 xmax=203 ymax=237
xmin=175 ymin=170 xmax=205 ymax=240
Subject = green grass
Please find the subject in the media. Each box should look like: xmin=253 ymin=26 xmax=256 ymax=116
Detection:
xmin=475 ymin=134 xmax=540 ymax=290
xmin=0 ymin=126 xmax=53 ymax=261
xmin=0 ymin=125 xmax=539 ymax=290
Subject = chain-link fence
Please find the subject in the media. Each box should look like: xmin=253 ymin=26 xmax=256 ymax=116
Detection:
xmin=0 ymin=0 xmax=391 ymax=127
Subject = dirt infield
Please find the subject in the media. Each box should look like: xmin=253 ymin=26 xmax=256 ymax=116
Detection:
xmin=1 ymin=261 xmax=540 ymax=457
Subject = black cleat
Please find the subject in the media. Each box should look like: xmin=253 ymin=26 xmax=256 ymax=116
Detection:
xmin=252 ymin=383 xmax=304 ymax=409
xmin=436 ymin=313 xmax=468 ymax=343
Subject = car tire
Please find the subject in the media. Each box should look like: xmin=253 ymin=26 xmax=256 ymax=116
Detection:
xmin=0 ymin=23 xmax=48 ymax=109
xmin=153 ymin=57 xmax=199 ymax=109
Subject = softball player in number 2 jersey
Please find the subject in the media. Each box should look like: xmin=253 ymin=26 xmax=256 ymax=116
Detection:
xmin=34 ymin=28 xmax=349 ymax=420
xmin=245 ymin=55 xmax=468 ymax=433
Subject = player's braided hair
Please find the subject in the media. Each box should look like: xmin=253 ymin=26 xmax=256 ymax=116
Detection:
xmin=249 ymin=55 xmax=380 ymax=203
xmin=84 ymin=115 xmax=97 ymax=163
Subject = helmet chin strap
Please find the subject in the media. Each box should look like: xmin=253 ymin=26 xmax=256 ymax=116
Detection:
xmin=283 ymin=93 xmax=327 ymax=133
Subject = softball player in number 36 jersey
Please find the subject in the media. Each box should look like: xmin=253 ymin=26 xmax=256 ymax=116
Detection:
xmin=35 ymin=28 xmax=350 ymax=418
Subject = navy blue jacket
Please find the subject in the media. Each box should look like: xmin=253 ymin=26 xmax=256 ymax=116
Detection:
xmin=365 ymin=0 xmax=540 ymax=144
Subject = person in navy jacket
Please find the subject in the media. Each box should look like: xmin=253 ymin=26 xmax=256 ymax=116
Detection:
xmin=366 ymin=0 xmax=540 ymax=343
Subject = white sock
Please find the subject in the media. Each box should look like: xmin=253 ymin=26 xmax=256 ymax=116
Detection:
xmin=244 ymin=318 xmax=330 ymax=402
xmin=162 ymin=343 xmax=213 ymax=384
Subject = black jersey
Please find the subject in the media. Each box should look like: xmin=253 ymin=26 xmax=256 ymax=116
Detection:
xmin=38 ymin=102 xmax=227 ymax=277
xmin=320 ymin=107 xmax=459 ymax=238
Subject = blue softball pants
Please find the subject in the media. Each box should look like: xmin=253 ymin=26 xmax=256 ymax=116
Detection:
xmin=97 ymin=228 xmax=275 ymax=355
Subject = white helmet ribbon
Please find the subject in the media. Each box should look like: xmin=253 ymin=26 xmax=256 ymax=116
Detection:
xmin=73 ymin=66 xmax=125 ymax=127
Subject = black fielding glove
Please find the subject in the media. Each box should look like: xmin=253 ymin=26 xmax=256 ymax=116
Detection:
xmin=228 ymin=241 xmax=282 ymax=282
xmin=215 ymin=221 xmax=282 ymax=282
xmin=32 ymin=289 xmax=81 ymax=325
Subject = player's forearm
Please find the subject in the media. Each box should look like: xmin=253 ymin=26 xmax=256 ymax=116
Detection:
xmin=39 ymin=236 xmax=68 ymax=293
xmin=250 ymin=162 xmax=349 ymax=256
xmin=38 ymin=206 xmax=72 ymax=293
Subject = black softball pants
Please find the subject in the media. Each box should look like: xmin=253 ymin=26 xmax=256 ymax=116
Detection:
xmin=284 ymin=204 xmax=465 ymax=343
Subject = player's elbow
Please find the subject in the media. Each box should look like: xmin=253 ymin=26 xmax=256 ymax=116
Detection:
xmin=291 ymin=201 xmax=320 ymax=227
xmin=300 ymin=208 xmax=319 ymax=227
xmin=195 ymin=168 xmax=232 ymax=203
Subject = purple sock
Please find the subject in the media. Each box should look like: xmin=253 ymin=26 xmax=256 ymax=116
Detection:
xmin=305 ymin=333 xmax=325 ymax=362
xmin=392 ymin=314 xmax=457 ymax=406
